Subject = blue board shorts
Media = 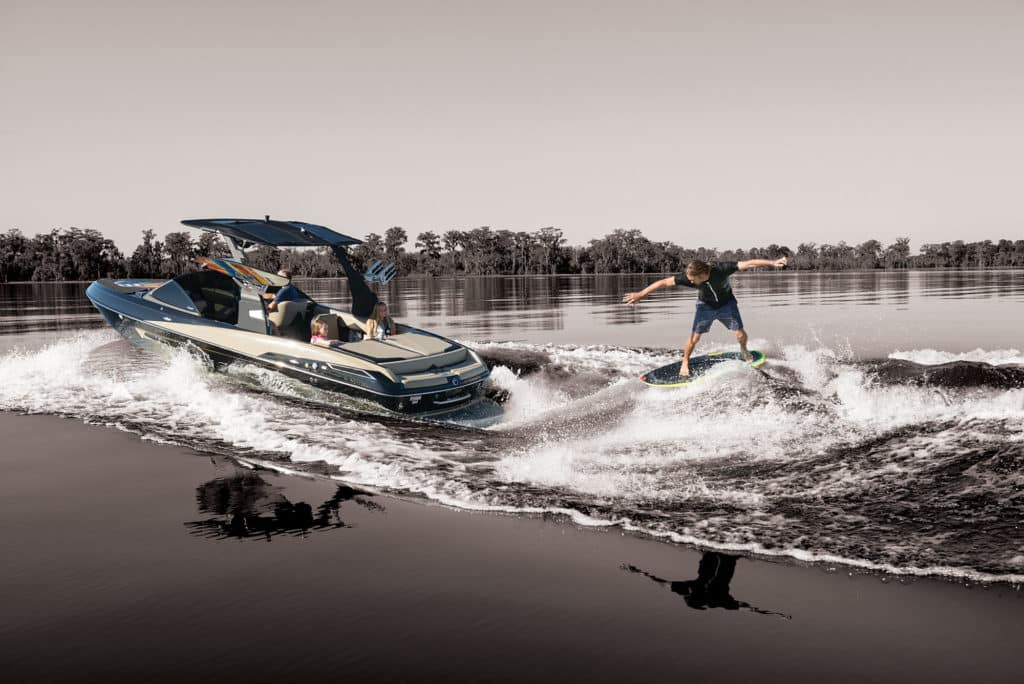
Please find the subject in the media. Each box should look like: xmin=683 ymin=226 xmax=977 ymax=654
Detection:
xmin=692 ymin=299 xmax=744 ymax=334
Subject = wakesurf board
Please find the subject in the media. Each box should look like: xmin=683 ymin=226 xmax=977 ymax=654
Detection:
xmin=640 ymin=350 xmax=766 ymax=387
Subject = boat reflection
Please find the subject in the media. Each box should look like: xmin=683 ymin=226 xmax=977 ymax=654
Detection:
xmin=184 ymin=472 xmax=382 ymax=541
xmin=624 ymin=552 xmax=790 ymax=618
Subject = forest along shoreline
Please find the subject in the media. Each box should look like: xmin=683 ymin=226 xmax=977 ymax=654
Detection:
xmin=2 ymin=224 xmax=1023 ymax=282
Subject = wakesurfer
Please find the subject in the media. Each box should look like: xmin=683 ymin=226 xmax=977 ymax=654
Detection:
xmin=622 ymin=257 xmax=787 ymax=376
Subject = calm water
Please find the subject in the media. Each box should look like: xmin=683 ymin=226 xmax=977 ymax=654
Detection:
xmin=1 ymin=271 xmax=1023 ymax=583
xmin=4 ymin=270 xmax=1023 ymax=355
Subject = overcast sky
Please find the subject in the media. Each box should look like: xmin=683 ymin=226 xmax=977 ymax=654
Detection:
xmin=2 ymin=0 xmax=1022 ymax=251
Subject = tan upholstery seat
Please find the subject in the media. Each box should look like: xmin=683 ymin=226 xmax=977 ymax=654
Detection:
xmin=268 ymin=300 xmax=305 ymax=332
xmin=336 ymin=311 xmax=368 ymax=335
xmin=311 ymin=313 xmax=341 ymax=341
xmin=305 ymin=307 xmax=370 ymax=342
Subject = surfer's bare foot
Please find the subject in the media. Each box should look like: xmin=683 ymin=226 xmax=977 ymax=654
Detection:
xmin=679 ymin=363 xmax=690 ymax=377
xmin=742 ymin=351 xmax=753 ymax=362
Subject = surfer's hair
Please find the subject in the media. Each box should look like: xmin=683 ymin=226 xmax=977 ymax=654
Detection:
xmin=685 ymin=260 xmax=711 ymax=277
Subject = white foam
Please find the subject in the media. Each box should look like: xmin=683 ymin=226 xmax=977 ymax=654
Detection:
xmin=486 ymin=365 xmax=573 ymax=425
xmin=829 ymin=367 xmax=1024 ymax=428
xmin=4 ymin=333 xmax=1023 ymax=584
xmin=610 ymin=520 xmax=1024 ymax=586
xmin=496 ymin=356 xmax=842 ymax=505
xmin=889 ymin=348 xmax=1024 ymax=366
xmin=0 ymin=333 xmax=456 ymax=491
xmin=779 ymin=343 xmax=842 ymax=389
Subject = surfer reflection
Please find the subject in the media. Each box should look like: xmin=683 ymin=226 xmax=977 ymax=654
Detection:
xmin=624 ymin=553 xmax=790 ymax=619
xmin=184 ymin=472 xmax=382 ymax=541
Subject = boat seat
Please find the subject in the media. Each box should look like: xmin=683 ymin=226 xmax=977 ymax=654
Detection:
xmin=269 ymin=300 xmax=312 ymax=340
xmin=310 ymin=310 xmax=368 ymax=342
xmin=311 ymin=313 xmax=344 ymax=342
xmin=199 ymin=287 xmax=238 ymax=323
xmin=336 ymin=311 xmax=369 ymax=340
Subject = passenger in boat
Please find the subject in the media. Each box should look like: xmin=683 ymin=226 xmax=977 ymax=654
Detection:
xmin=364 ymin=302 xmax=395 ymax=341
xmin=310 ymin=319 xmax=330 ymax=346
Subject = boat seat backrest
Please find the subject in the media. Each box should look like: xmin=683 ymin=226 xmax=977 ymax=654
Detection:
xmin=335 ymin=311 xmax=369 ymax=334
xmin=311 ymin=313 xmax=341 ymax=341
xmin=268 ymin=300 xmax=304 ymax=329
xmin=306 ymin=307 xmax=369 ymax=342
xmin=199 ymin=286 xmax=238 ymax=323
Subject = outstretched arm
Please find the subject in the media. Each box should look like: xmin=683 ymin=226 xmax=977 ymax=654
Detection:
xmin=621 ymin=564 xmax=670 ymax=586
xmin=737 ymin=602 xmax=793 ymax=619
xmin=622 ymin=276 xmax=676 ymax=304
xmin=738 ymin=257 xmax=787 ymax=271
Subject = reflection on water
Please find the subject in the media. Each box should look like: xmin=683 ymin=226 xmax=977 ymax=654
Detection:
xmin=0 ymin=281 xmax=106 ymax=334
xmin=624 ymin=553 xmax=790 ymax=619
xmin=298 ymin=269 xmax=1024 ymax=355
xmin=184 ymin=471 xmax=382 ymax=541
xmin=790 ymin=271 xmax=911 ymax=307
xmin=3 ymin=269 xmax=1023 ymax=356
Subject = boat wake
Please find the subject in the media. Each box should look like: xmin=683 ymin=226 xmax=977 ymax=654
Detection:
xmin=1 ymin=331 xmax=1022 ymax=585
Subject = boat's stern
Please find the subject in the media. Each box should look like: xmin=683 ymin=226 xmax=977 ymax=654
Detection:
xmin=337 ymin=332 xmax=490 ymax=414
xmin=388 ymin=360 xmax=491 ymax=414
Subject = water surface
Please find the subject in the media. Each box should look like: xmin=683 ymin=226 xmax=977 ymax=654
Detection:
xmin=1 ymin=271 xmax=1022 ymax=583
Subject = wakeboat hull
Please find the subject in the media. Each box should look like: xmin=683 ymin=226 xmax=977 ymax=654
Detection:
xmin=87 ymin=273 xmax=490 ymax=415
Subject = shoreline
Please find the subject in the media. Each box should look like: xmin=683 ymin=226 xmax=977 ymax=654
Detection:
xmin=3 ymin=265 xmax=1024 ymax=285
xmin=2 ymin=412 xmax=1021 ymax=682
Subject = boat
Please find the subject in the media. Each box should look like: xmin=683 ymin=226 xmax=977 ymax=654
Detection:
xmin=86 ymin=217 xmax=491 ymax=414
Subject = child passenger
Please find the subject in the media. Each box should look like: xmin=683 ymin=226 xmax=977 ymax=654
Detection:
xmin=310 ymin=320 xmax=332 ymax=346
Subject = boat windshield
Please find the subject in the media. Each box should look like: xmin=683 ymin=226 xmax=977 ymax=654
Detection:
xmin=148 ymin=280 xmax=200 ymax=314
xmin=173 ymin=270 xmax=241 ymax=324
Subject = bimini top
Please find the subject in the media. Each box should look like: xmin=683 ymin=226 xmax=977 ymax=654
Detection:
xmin=181 ymin=217 xmax=362 ymax=248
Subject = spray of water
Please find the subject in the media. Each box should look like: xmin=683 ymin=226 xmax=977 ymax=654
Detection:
xmin=2 ymin=331 xmax=1022 ymax=584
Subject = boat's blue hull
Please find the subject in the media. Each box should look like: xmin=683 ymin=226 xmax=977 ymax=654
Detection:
xmin=86 ymin=279 xmax=489 ymax=414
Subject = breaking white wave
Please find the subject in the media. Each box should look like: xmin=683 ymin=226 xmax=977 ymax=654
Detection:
xmin=889 ymin=347 xmax=1024 ymax=366
xmin=2 ymin=331 xmax=1023 ymax=585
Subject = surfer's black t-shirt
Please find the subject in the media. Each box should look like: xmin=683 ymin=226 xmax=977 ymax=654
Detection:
xmin=674 ymin=262 xmax=739 ymax=309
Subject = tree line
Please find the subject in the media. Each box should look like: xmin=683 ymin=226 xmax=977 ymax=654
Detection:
xmin=2 ymin=225 xmax=1023 ymax=282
